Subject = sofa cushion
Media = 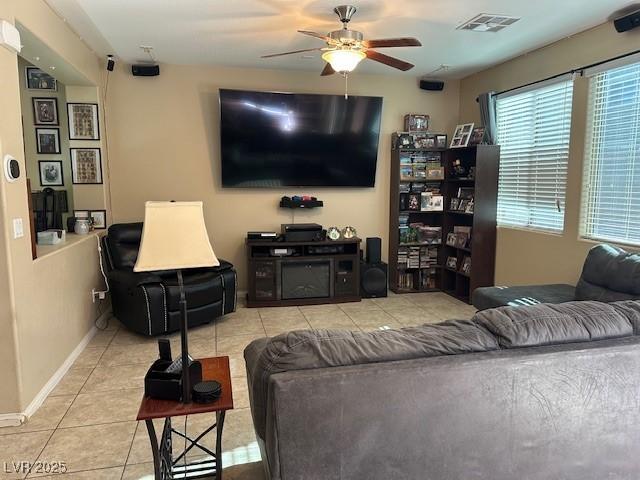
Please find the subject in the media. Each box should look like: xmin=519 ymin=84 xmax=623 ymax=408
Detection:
xmin=473 ymin=300 xmax=635 ymax=348
xmin=472 ymin=284 xmax=576 ymax=311
xmin=576 ymin=244 xmax=640 ymax=300
xmin=244 ymin=319 xmax=498 ymax=440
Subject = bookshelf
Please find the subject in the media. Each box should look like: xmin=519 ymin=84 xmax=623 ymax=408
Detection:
xmin=388 ymin=136 xmax=500 ymax=303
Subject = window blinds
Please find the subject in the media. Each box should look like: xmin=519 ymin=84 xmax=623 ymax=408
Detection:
xmin=581 ymin=62 xmax=640 ymax=246
xmin=496 ymin=79 xmax=574 ymax=232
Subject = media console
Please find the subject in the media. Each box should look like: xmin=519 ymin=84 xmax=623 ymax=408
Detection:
xmin=246 ymin=238 xmax=361 ymax=307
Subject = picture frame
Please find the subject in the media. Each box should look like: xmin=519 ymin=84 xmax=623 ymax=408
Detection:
xmin=450 ymin=123 xmax=474 ymax=148
xmin=446 ymin=256 xmax=458 ymax=269
xmin=67 ymin=103 xmax=100 ymax=140
xmin=26 ymin=66 xmax=57 ymax=91
xmin=469 ymin=127 xmax=486 ymax=146
xmin=35 ymin=128 xmax=61 ymax=154
xmin=465 ymin=199 xmax=475 ymax=214
xmin=422 ymin=193 xmax=443 ymax=211
xmin=73 ymin=210 xmax=90 ymax=219
xmin=408 ymin=193 xmax=420 ymax=211
xmin=32 ymin=97 xmax=59 ymax=125
xmin=71 ymin=148 xmax=103 ymax=184
xmin=404 ymin=114 xmax=430 ymax=132
xmin=435 ymin=134 xmax=447 ymax=149
xmin=446 ymin=232 xmax=458 ymax=247
xmin=38 ymin=160 xmax=64 ymax=186
xmin=450 ymin=198 xmax=460 ymax=211
xmin=89 ymin=210 xmax=107 ymax=229
xmin=461 ymin=256 xmax=472 ymax=275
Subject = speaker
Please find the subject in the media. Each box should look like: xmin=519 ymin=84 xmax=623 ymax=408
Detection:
xmin=615 ymin=10 xmax=640 ymax=32
xmin=132 ymin=64 xmax=160 ymax=76
xmin=360 ymin=261 xmax=387 ymax=298
xmin=366 ymin=237 xmax=382 ymax=264
xmin=419 ymin=79 xmax=444 ymax=91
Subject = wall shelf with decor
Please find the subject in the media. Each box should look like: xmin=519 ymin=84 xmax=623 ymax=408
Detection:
xmin=389 ymin=139 xmax=500 ymax=303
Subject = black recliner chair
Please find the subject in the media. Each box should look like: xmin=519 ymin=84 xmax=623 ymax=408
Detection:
xmin=102 ymin=223 xmax=237 ymax=336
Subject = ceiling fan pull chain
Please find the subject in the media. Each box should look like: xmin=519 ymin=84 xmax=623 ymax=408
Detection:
xmin=344 ymin=73 xmax=348 ymax=99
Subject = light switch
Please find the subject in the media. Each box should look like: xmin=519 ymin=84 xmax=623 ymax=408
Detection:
xmin=12 ymin=218 xmax=23 ymax=239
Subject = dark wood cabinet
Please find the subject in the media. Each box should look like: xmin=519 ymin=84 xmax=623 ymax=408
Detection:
xmin=246 ymin=238 xmax=361 ymax=307
xmin=388 ymin=141 xmax=500 ymax=303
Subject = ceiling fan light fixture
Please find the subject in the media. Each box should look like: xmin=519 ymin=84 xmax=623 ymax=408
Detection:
xmin=321 ymin=49 xmax=365 ymax=73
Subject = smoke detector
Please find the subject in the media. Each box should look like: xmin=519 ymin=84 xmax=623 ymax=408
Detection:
xmin=457 ymin=14 xmax=520 ymax=32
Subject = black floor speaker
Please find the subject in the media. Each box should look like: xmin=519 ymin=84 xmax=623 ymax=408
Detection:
xmin=360 ymin=261 xmax=387 ymax=298
xmin=366 ymin=237 xmax=382 ymax=264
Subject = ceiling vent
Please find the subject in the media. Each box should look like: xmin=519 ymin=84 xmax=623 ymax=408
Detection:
xmin=457 ymin=14 xmax=520 ymax=32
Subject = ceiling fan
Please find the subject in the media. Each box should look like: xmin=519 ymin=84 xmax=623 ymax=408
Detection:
xmin=261 ymin=5 xmax=422 ymax=76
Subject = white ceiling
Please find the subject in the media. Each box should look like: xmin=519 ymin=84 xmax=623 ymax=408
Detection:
xmin=45 ymin=0 xmax=636 ymax=78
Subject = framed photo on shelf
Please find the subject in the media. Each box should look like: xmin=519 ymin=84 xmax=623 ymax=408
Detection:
xmin=461 ymin=256 xmax=472 ymax=275
xmin=35 ymin=128 xmax=61 ymax=154
xmin=450 ymin=123 xmax=474 ymax=148
xmin=469 ymin=127 xmax=486 ymax=146
xmin=450 ymin=198 xmax=460 ymax=211
xmin=89 ymin=210 xmax=107 ymax=229
xmin=67 ymin=103 xmax=100 ymax=140
xmin=408 ymin=193 xmax=420 ymax=211
xmin=436 ymin=134 xmax=447 ymax=149
xmin=446 ymin=256 xmax=458 ymax=269
xmin=465 ymin=200 xmax=475 ymax=214
xmin=26 ymin=66 xmax=57 ymax=91
xmin=446 ymin=232 xmax=458 ymax=247
xmin=32 ymin=97 xmax=59 ymax=125
xmin=404 ymin=114 xmax=429 ymax=132
xmin=71 ymin=148 xmax=102 ymax=184
xmin=73 ymin=210 xmax=90 ymax=219
xmin=38 ymin=160 xmax=64 ymax=186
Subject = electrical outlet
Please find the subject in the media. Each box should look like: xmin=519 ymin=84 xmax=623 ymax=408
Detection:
xmin=12 ymin=218 xmax=23 ymax=239
xmin=92 ymin=289 xmax=107 ymax=302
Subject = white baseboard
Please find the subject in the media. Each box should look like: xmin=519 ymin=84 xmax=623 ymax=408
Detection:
xmin=0 ymin=307 xmax=112 ymax=428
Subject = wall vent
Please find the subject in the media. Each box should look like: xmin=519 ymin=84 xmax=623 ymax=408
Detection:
xmin=457 ymin=14 xmax=520 ymax=32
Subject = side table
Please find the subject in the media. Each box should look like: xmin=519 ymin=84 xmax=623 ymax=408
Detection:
xmin=136 ymin=356 xmax=234 ymax=479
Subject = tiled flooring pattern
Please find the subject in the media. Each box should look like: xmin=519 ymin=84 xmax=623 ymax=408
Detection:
xmin=0 ymin=292 xmax=476 ymax=479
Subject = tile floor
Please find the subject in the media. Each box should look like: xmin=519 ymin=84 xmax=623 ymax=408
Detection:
xmin=0 ymin=292 xmax=476 ymax=479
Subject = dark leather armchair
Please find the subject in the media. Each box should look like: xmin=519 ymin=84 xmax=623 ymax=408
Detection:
xmin=102 ymin=223 xmax=237 ymax=336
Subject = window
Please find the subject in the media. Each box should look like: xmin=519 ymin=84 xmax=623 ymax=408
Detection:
xmin=581 ymin=61 xmax=640 ymax=246
xmin=496 ymin=79 xmax=574 ymax=232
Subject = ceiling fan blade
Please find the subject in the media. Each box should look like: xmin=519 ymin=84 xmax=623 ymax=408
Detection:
xmin=321 ymin=63 xmax=335 ymax=76
xmin=362 ymin=37 xmax=422 ymax=48
xmin=261 ymin=48 xmax=322 ymax=58
xmin=365 ymin=50 xmax=414 ymax=71
xmin=297 ymin=30 xmax=337 ymax=44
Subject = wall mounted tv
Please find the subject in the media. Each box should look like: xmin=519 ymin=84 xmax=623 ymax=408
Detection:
xmin=219 ymin=89 xmax=383 ymax=187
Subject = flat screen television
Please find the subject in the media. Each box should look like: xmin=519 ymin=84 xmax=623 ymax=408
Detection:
xmin=219 ymin=89 xmax=383 ymax=187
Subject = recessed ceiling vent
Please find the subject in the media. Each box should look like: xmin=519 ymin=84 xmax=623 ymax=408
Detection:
xmin=457 ymin=14 xmax=520 ymax=32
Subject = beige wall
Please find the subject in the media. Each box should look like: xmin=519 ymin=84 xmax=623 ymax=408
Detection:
xmin=106 ymin=63 xmax=460 ymax=289
xmin=459 ymin=21 xmax=640 ymax=286
xmin=0 ymin=0 xmax=108 ymax=414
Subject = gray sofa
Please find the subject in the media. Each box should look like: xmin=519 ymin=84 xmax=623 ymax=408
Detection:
xmin=472 ymin=244 xmax=640 ymax=310
xmin=245 ymin=300 xmax=640 ymax=480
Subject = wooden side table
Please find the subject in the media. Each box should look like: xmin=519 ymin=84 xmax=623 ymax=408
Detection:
xmin=137 ymin=356 xmax=234 ymax=480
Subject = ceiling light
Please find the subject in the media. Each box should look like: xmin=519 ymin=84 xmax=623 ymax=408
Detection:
xmin=457 ymin=14 xmax=520 ymax=33
xmin=322 ymin=49 xmax=365 ymax=73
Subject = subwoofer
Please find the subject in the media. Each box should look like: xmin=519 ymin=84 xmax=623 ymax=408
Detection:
xmin=360 ymin=261 xmax=387 ymax=298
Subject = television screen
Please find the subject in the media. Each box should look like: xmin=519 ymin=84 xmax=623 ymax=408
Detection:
xmin=219 ymin=89 xmax=383 ymax=187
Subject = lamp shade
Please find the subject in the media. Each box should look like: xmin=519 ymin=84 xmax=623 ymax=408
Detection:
xmin=134 ymin=201 xmax=219 ymax=272
xmin=321 ymin=49 xmax=366 ymax=73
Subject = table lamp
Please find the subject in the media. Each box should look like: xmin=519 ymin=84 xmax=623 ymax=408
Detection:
xmin=134 ymin=201 xmax=219 ymax=403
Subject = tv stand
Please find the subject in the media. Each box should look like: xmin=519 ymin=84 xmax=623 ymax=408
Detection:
xmin=246 ymin=238 xmax=361 ymax=307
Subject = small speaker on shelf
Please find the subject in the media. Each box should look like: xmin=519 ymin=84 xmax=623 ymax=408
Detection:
xmin=366 ymin=237 xmax=382 ymax=264
xmin=360 ymin=261 xmax=387 ymax=298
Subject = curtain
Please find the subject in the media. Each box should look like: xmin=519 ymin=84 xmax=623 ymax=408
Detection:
xmin=477 ymin=91 xmax=497 ymax=145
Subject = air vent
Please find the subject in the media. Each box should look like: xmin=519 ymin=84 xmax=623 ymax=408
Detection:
xmin=457 ymin=14 xmax=520 ymax=32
